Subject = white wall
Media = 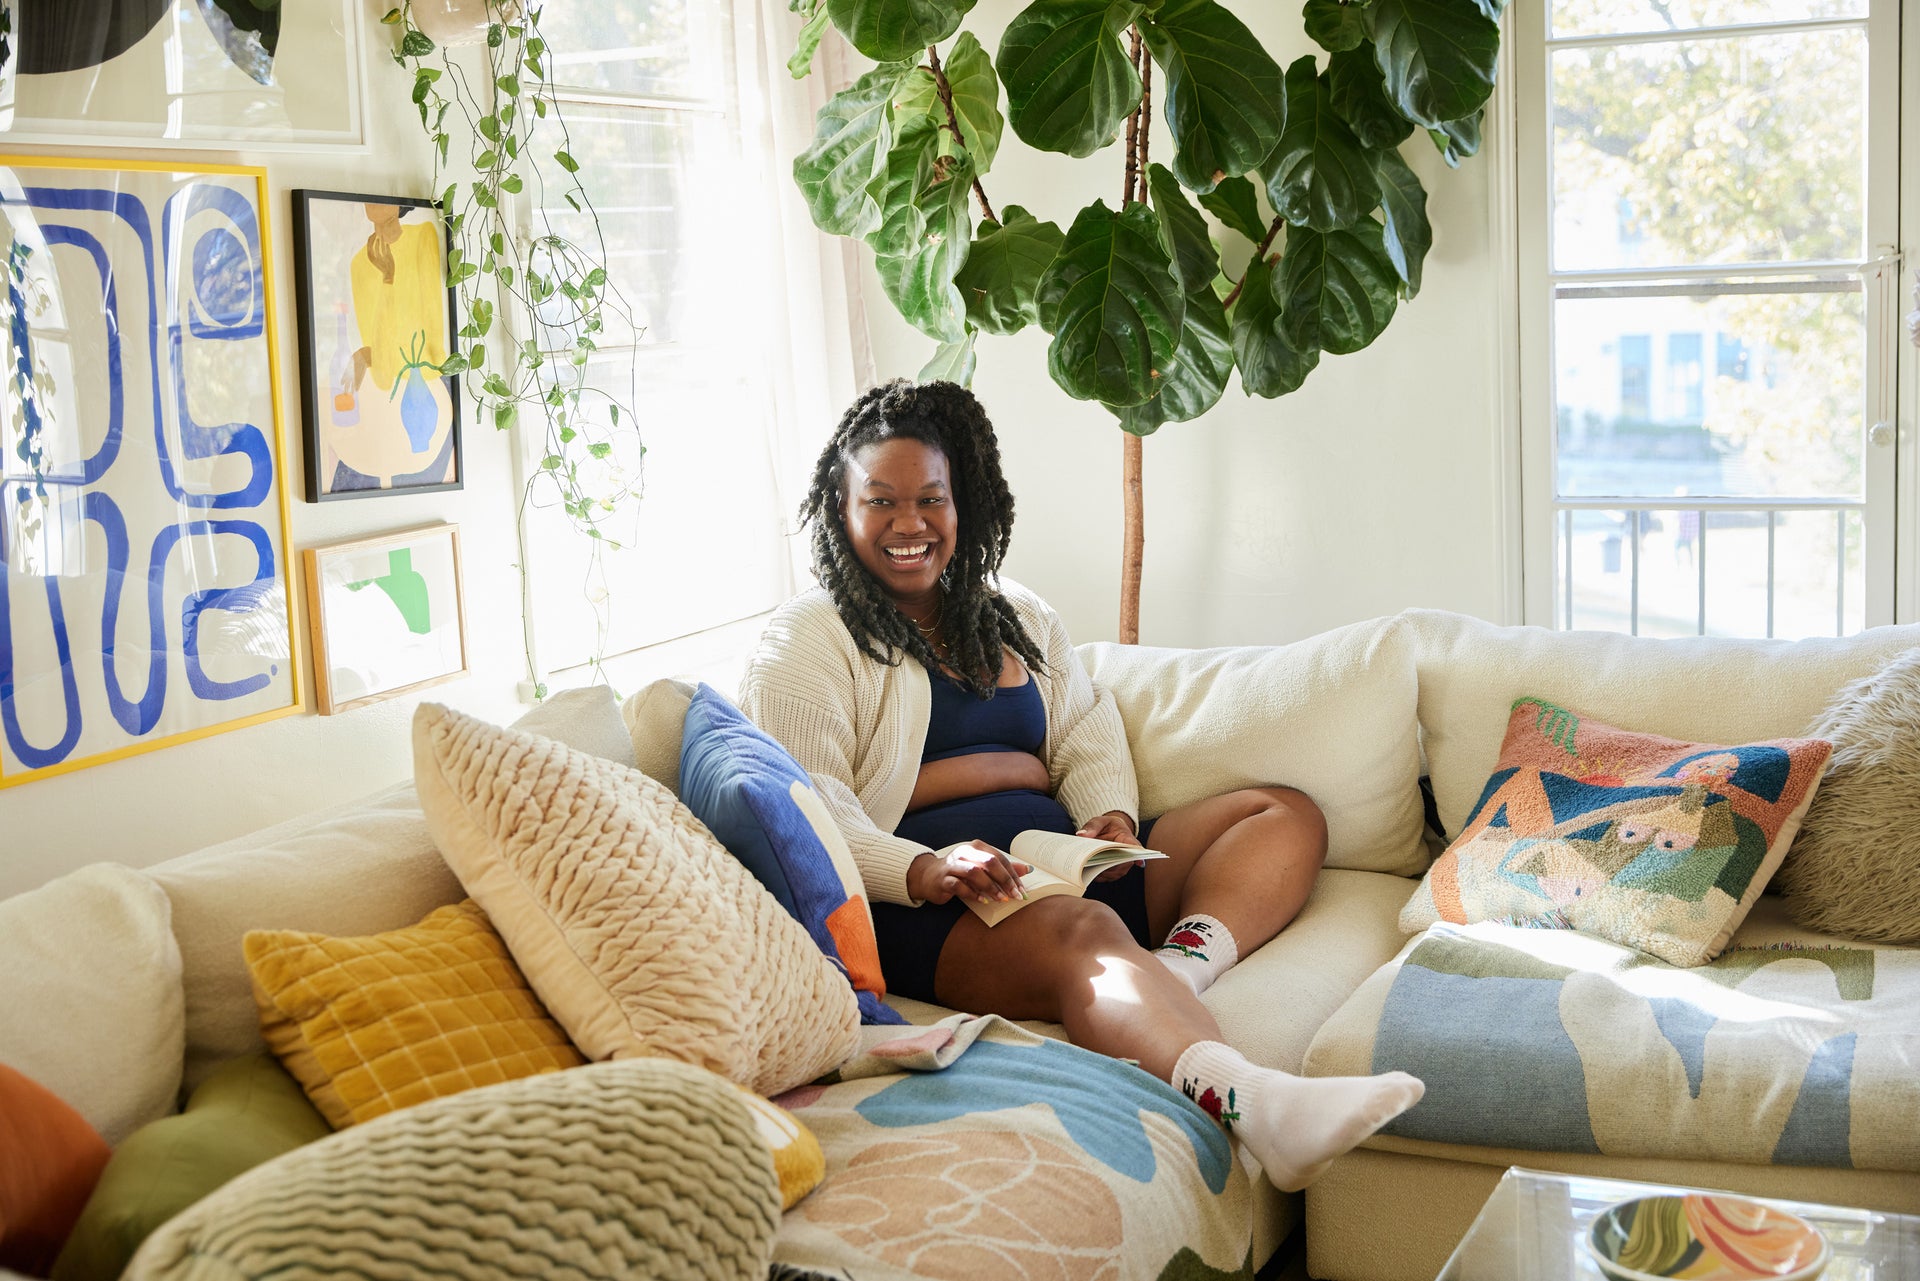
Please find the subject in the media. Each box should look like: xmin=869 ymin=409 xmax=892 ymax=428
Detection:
xmin=863 ymin=1 xmax=1515 ymax=650
xmin=0 ymin=31 xmax=527 ymax=900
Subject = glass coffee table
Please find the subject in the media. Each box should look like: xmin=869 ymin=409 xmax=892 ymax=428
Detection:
xmin=1436 ymin=1167 xmax=1920 ymax=1280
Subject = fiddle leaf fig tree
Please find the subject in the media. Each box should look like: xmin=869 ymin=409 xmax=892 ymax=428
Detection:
xmin=790 ymin=0 xmax=1505 ymax=640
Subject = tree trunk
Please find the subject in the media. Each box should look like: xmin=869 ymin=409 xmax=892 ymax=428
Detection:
xmin=1119 ymin=433 xmax=1143 ymax=643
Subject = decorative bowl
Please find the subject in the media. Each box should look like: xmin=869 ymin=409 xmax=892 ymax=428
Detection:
xmin=1585 ymin=1193 xmax=1830 ymax=1281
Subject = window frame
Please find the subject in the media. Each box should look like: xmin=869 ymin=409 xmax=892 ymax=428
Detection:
xmin=1511 ymin=0 xmax=1910 ymax=635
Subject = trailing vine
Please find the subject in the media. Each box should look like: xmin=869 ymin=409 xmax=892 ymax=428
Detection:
xmin=385 ymin=1 xmax=642 ymax=685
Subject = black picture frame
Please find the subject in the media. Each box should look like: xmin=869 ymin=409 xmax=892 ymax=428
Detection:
xmin=290 ymin=189 xmax=463 ymax=502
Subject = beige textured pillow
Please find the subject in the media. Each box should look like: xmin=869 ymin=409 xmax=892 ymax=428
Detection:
xmin=621 ymin=675 xmax=696 ymax=791
xmin=1775 ymin=647 xmax=1920 ymax=943
xmin=412 ymin=703 xmax=859 ymax=1096
xmin=125 ymin=1058 xmax=783 ymax=1281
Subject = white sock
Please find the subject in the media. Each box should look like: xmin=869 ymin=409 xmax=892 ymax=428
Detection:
xmin=1172 ymin=1040 xmax=1424 ymax=1193
xmin=1153 ymin=914 xmax=1238 ymax=996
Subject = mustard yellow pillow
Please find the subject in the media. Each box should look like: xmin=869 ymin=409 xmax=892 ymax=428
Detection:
xmin=244 ymin=901 xmax=583 ymax=1128
xmin=732 ymin=1088 xmax=824 ymax=1210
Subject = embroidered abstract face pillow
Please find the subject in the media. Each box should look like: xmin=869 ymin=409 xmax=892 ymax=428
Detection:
xmin=1401 ymin=698 xmax=1832 ymax=966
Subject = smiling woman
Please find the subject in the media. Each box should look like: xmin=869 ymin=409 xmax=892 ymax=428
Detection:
xmin=736 ymin=379 xmax=1426 ymax=1193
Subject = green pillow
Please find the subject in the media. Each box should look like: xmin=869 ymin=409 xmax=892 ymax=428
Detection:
xmin=51 ymin=1054 xmax=331 ymax=1281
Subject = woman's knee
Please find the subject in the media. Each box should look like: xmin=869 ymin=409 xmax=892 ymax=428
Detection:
xmin=1244 ymin=786 xmax=1329 ymax=865
xmin=1020 ymin=897 xmax=1140 ymax=967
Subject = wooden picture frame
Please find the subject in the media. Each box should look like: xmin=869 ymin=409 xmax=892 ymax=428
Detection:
xmin=291 ymin=190 xmax=463 ymax=502
xmin=303 ymin=524 xmax=469 ymax=715
xmin=0 ymin=156 xmax=299 ymax=787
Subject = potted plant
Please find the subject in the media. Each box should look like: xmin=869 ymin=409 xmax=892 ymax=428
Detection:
xmin=790 ymin=0 xmax=1505 ymax=640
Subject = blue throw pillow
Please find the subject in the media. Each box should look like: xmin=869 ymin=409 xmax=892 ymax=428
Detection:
xmin=679 ymin=684 xmax=904 ymax=1025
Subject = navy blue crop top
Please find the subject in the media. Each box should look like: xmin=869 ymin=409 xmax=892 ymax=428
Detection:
xmin=920 ymin=667 xmax=1045 ymax=762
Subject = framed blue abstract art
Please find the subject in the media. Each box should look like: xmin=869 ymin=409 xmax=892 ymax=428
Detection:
xmin=0 ymin=156 xmax=299 ymax=787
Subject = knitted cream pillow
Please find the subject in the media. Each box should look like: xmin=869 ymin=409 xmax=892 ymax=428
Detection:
xmin=1775 ymin=647 xmax=1920 ymax=943
xmin=412 ymin=703 xmax=859 ymax=1096
xmin=124 ymin=1058 xmax=783 ymax=1281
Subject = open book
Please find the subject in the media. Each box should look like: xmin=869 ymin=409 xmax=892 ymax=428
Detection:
xmin=963 ymin=831 xmax=1166 ymax=927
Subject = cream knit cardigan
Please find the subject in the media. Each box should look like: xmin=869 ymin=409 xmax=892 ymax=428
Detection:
xmin=737 ymin=579 xmax=1139 ymax=907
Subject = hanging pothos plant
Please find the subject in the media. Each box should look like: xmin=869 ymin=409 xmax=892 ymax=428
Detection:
xmin=385 ymin=1 xmax=641 ymax=685
xmin=790 ymin=0 xmax=1504 ymax=640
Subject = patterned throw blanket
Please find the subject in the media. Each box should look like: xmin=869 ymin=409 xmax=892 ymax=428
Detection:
xmin=1364 ymin=923 xmax=1920 ymax=1171
xmin=770 ymin=1015 xmax=1255 ymax=1281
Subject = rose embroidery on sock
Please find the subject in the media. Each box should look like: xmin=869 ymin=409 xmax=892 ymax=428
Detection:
xmin=1156 ymin=919 xmax=1213 ymax=961
xmin=1181 ymin=1077 xmax=1241 ymax=1128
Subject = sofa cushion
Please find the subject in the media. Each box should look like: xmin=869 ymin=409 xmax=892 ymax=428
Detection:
xmin=1080 ymin=614 xmax=1427 ymax=876
xmin=1404 ymin=609 xmax=1920 ymax=846
xmin=125 ymin=1059 xmax=785 ymax=1281
xmin=508 ymin=684 xmax=635 ymax=770
xmin=0 ymin=864 xmax=184 ymax=1144
xmin=679 ymin=684 xmax=900 ymax=1026
xmin=245 ymin=900 xmax=583 ymax=1128
xmin=150 ymin=783 xmax=461 ymax=1097
xmin=50 ymin=1055 xmax=329 ymax=1281
xmin=1401 ymin=700 xmax=1829 ymax=967
xmin=0 ymin=1065 xmax=110 ymax=1277
xmin=1775 ymin=646 xmax=1920 ymax=943
xmin=1305 ymin=897 xmax=1920 ymax=1174
xmin=412 ymin=702 xmax=860 ymax=1096
xmin=623 ymin=675 xmax=696 ymax=791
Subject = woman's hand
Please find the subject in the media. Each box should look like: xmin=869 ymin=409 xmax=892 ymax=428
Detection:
xmin=907 ymin=751 xmax=1052 ymax=812
xmin=907 ymin=842 xmax=1033 ymax=905
xmin=1077 ymin=810 xmax=1144 ymax=882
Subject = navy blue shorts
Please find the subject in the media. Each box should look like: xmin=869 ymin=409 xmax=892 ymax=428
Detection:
xmin=875 ymin=795 xmax=1157 ymax=1004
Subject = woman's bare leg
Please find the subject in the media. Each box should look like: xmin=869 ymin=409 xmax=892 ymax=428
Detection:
xmin=929 ymin=896 xmax=1422 ymax=1190
xmin=1140 ymin=786 xmax=1327 ymax=949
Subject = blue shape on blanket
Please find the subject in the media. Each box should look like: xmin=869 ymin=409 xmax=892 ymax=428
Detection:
xmin=855 ymin=1039 xmax=1234 ymax=1193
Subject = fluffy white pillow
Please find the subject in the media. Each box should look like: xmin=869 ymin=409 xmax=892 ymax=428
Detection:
xmin=1080 ymin=614 xmax=1427 ymax=876
xmin=621 ymin=675 xmax=696 ymax=791
xmin=413 ymin=702 xmax=860 ymax=1095
xmin=0 ymin=864 xmax=184 ymax=1144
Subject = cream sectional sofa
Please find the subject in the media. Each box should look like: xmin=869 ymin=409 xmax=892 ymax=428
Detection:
xmin=4 ymin=608 xmax=1917 ymax=1281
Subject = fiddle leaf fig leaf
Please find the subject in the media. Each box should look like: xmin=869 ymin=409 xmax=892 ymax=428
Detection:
xmin=865 ymin=114 xmax=941 ymax=259
xmin=1262 ymin=56 xmax=1381 ymax=231
xmin=827 ymin=0 xmax=973 ymax=64
xmin=1369 ymin=0 xmax=1500 ymax=130
xmin=921 ymin=328 xmax=978 ymax=384
xmin=893 ymin=31 xmax=1004 ymax=174
xmin=999 ymin=0 xmax=1143 ymax=158
xmin=1037 ymin=200 xmax=1185 ymax=406
xmin=793 ymin=61 xmax=913 ymax=239
xmin=1231 ymin=254 xmax=1320 ymax=397
xmin=1429 ymin=108 xmax=1482 ymax=166
xmin=1374 ymin=146 xmax=1430 ymax=297
xmin=788 ymin=4 xmax=831 ymax=79
xmin=1146 ymin=163 xmax=1220 ymax=298
xmin=1198 ymin=175 xmax=1269 ymax=245
xmin=1138 ymin=0 xmax=1283 ymax=194
xmin=954 ymin=204 xmax=1065 ymax=335
xmin=1114 ymin=282 xmax=1232 ymax=432
xmin=1303 ymin=0 xmax=1370 ymax=53
xmin=1279 ymin=219 xmax=1400 ymax=355
xmin=1328 ymin=46 xmax=1414 ymax=150
xmin=874 ymin=147 xmax=976 ymax=342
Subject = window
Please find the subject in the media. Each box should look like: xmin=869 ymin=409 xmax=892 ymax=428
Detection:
xmin=518 ymin=0 xmax=811 ymax=684
xmin=1516 ymin=0 xmax=1902 ymax=639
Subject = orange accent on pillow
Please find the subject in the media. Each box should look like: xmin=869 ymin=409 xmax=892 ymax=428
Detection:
xmin=825 ymin=895 xmax=886 ymax=1001
xmin=1428 ymin=853 xmax=1466 ymax=923
xmin=0 ymin=1064 xmax=111 ymax=1276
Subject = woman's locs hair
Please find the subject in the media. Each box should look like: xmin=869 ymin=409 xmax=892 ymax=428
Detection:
xmin=799 ymin=379 xmax=1046 ymax=697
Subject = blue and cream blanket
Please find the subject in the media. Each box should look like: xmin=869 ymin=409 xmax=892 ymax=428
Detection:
xmin=1305 ymin=921 xmax=1920 ymax=1171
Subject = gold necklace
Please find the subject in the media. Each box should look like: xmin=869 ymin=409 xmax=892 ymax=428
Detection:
xmin=910 ymin=599 xmax=943 ymax=639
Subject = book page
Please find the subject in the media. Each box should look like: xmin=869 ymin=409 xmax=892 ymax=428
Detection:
xmin=962 ymin=865 xmax=1073 ymax=927
xmin=1009 ymin=830 xmax=1163 ymax=887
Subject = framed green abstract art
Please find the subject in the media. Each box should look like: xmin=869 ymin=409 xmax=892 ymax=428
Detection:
xmin=290 ymin=190 xmax=462 ymax=501
xmin=0 ymin=155 xmax=299 ymax=787
xmin=303 ymin=523 xmax=468 ymax=715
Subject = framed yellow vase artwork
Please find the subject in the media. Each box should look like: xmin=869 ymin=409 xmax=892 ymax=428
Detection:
xmin=291 ymin=190 xmax=463 ymax=502
xmin=303 ymin=524 xmax=469 ymax=716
